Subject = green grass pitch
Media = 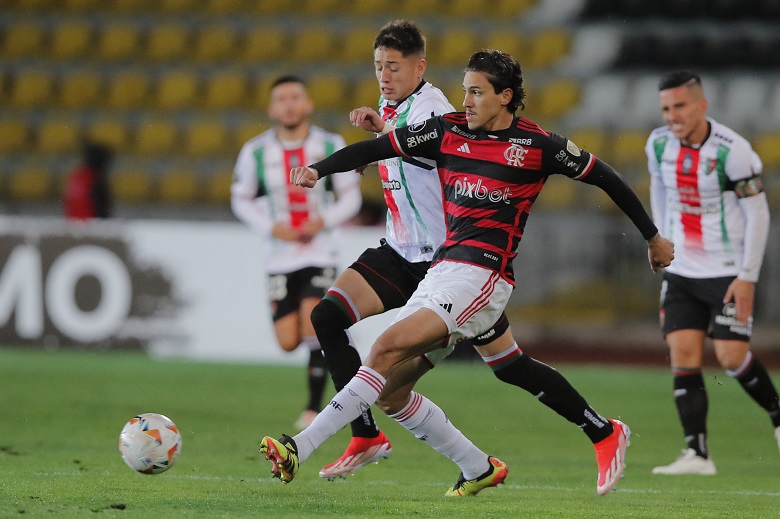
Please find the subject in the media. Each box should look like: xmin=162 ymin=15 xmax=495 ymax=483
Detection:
xmin=1 ymin=348 xmax=778 ymax=518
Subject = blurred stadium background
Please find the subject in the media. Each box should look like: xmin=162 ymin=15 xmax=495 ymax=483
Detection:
xmin=1 ymin=0 xmax=779 ymax=361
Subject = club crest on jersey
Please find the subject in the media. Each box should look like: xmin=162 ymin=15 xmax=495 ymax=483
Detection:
xmin=504 ymin=143 xmax=528 ymax=167
xmin=682 ymin=153 xmax=694 ymax=174
xmin=454 ymin=176 xmax=512 ymax=204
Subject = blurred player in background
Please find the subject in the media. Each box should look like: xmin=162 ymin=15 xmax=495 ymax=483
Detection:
xmin=261 ymin=45 xmax=672 ymax=495
xmin=231 ymin=75 xmax=362 ymax=430
xmin=63 ymin=141 xmax=113 ymax=220
xmin=647 ymin=70 xmax=779 ymax=475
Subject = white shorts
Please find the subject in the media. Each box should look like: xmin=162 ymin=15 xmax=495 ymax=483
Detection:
xmin=389 ymin=261 xmax=513 ymax=366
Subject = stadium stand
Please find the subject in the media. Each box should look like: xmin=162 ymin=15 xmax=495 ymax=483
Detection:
xmin=1 ymin=0 xmax=777 ymax=214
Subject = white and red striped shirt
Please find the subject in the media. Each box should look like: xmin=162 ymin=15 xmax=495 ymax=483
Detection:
xmin=646 ymin=118 xmax=769 ymax=281
xmin=231 ymin=125 xmax=362 ymax=274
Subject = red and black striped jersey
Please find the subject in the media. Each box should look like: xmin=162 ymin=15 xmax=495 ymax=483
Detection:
xmin=388 ymin=113 xmax=597 ymax=285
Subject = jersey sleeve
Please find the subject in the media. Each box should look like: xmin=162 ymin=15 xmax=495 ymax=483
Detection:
xmin=724 ymin=137 xmax=761 ymax=182
xmin=230 ymin=142 xmax=272 ymax=235
xmin=543 ymin=132 xmax=597 ymax=180
xmin=388 ymin=116 xmax=445 ymax=162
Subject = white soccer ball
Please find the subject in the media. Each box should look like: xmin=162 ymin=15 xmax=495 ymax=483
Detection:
xmin=118 ymin=413 xmax=182 ymax=475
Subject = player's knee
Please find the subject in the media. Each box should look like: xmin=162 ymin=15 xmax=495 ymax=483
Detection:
xmin=277 ymin=337 xmax=299 ymax=352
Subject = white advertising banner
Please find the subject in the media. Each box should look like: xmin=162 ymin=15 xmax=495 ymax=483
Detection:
xmin=0 ymin=217 xmax=397 ymax=365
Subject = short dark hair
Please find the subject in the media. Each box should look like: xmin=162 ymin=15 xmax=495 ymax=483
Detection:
xmin=374 ymin=19 xmax=426 ymax=57
xmin=658 ymin=70 xmax=701 ymax=91
xmin=464 ymin=49 xmax=525 ymax=113
xmin=271 ymin=75 xmax=306 ymax=91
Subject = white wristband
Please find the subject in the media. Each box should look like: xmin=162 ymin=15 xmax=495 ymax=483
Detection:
xmin=378 ymin=123 xmax=395 ymax=136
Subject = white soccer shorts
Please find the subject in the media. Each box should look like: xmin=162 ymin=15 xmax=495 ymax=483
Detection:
xmin=389 ymin=260 xmax=513 ymax=366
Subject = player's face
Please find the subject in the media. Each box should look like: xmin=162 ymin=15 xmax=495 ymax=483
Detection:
xmin=374 ymin=47 xmax=426 ymax=103
xmin=462 ymin=71 xmax=513 ymax=131
xmin=268 ymin=81 xmax=313 ymax=130
xmin=659 ymin=85 xmax=708 ymax=146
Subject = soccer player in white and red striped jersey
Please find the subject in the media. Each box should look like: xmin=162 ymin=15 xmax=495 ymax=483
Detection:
xmin=231 ymin=75 xmax=362 ymax=430
xmin=647 ymin=70 xmax=779 ymax=475
xmin=260 ymin=50 xmax=674 ymax=494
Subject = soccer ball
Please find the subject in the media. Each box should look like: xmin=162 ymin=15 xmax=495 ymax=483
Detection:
xmin=118 ymin=413 xmax=182 ymax=475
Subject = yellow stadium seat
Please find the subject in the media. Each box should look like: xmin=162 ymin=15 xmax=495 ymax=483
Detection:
xmin=63 ymin=0 xmax=102 ymax=12
xmin=482 ymin=30 xmax=524 ymax=59
xmin=204 ymin=72 xmax=247 ymax=109
xmin=430 ymin=27 xmax=478 ymax=66
xmin=243 ymin=27 xmax=287 ymax=62
xmin=245 ymin=0 xmax=291 ymax=14
xmin=185 ymin=120 xmax=230 ymax=156
xmin=338 ymin=123 xmax=371 ymax=146
xmin=525 ymin=29 xmax=570 ymax=69
xmin=37 ymin=119 xmax=81 ymax=155
xmin=86 ymin=119 xmax=130 ymax=152
xmin=534 ymin=175 xmax=579 ymax=211
xmin=106 ymin=70 xmax=150 ymax=109
xmin=59 ymin=71 xmax=103 ymax=109
xmin=493 ymin=0 xmax=536 ymax=17
xmin=352 ymin=77 xmax=381 ymax=107
xmin=156 ymin=0 xmax=198 ymax=12
xmin=444 ymin=83 xmax=467 ymax=110
xmin=95 ymin=24 xmax=141 ymax=61
xmin=203 ymin=0 xmax=246 ymax=14
xmin=449 ymin=0 xmax=491 ymax=17
xmin=533 ymin=79 xmax=579 ymax=119
xmin=610 ymin=129 xmax=651 ymax=169
xmin=303 ymin=0 xmax=343 ymax=13
xmin=204 ymin=170 xmax=233 ymax=204
xmin=50 ymin=22 xmax=93 ymax=59
xmin=135 ymin=120 xmax=178 ymax=155
xmin=566 ymin=128 xmax=609 ymax=162
xmin=631 ymin=175 xmax=651 ymax=206
xmin=348 ymin=0 xmax=397 ymax=14
xmin=108 ymin=0 xmax=152 ymax=12
xmin=0 ymin=119 xmax=31 ymax=153
xmin=194 ymin=25 xmax=238 ymax=62
xmin=156 ymin=71 xmax=200 ymax=110
xmin=234 ymin=120 xmax=266 ymax=148
xmin=288 ymin=27 xmax=338 ymax=63
xmin=111 ymin=168 xmax=154 ymax=203
xmin=251 ymin=76 xmax=276 ymax=110
xmin=10 ymin=0 xmax=54 ymax=11
xmin=398 ymin=0 xmax=441 ymax=15
xmin=158 ymin=169 xmax=201 ymax=204
xmin=146 ymin=24 xmax=191 ymax=62
xmin=8 ymin=165 xmax=53 ymax=202
xmin=755 ymin=132 xmax=780 ymax=169
xmin=306 ymin=75 xmax=349 ymax=111
xmin=2 ymin=22 xmax=46 ymax=58
xmin=337 ymin=26 xmax=378 ymax=63
xmin=9 ymin=70 xmax=54 ymax=108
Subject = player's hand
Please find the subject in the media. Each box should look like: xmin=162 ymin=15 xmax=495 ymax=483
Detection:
xmin=271 ymin=222 xmax=299 ymax=242
xmin=290 ymin=166 xmax=319 ymax=188
xmin=647 ymin=233 xmax=674 ymax=273
xmin=724 ymin=278 xmax=755 ymax=324
xmin=298 ymin=217 xmax=324 ymax=243
xmin=350 ymin=106 xmax=385 ymax=133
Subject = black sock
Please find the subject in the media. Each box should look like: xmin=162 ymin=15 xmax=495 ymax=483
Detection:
xmin=306 ymin=347 xmax=328 ymax=412
xmin=730 ymin=355 xmax=780 ymax=428
xmin=673 ymin=370 xmax=709 ymax=458
xmin=493 ymin=352 xmax=613 ymax=443
xmin=310 ymin=298 xmax=379 ymax=438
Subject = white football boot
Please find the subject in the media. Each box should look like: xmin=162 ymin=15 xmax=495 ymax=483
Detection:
xmin=652 ymin=448 xmax=717 ymax=475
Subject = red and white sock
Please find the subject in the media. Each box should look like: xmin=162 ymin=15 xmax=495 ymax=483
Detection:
xmin=389 ymin=391 xmax=489 ymax=480
xmin=293 ymin=366 xmax=385 ymax=462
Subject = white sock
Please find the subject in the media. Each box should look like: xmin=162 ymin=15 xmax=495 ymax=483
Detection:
xmin=293 ymin=366 xmax=385 ymax=462
xmin=389 ymin=391 xmax=489 ymax=480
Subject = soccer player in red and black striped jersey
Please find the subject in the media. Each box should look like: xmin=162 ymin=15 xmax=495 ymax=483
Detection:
xmin=261 ymin=50 xmax=674 ymax=494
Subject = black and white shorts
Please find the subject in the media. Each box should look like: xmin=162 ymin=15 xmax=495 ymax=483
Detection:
xmin=268 ymin=266 xmax=336 ymax=321
xmin=660 ymin=272 xmax=752 ymax=340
